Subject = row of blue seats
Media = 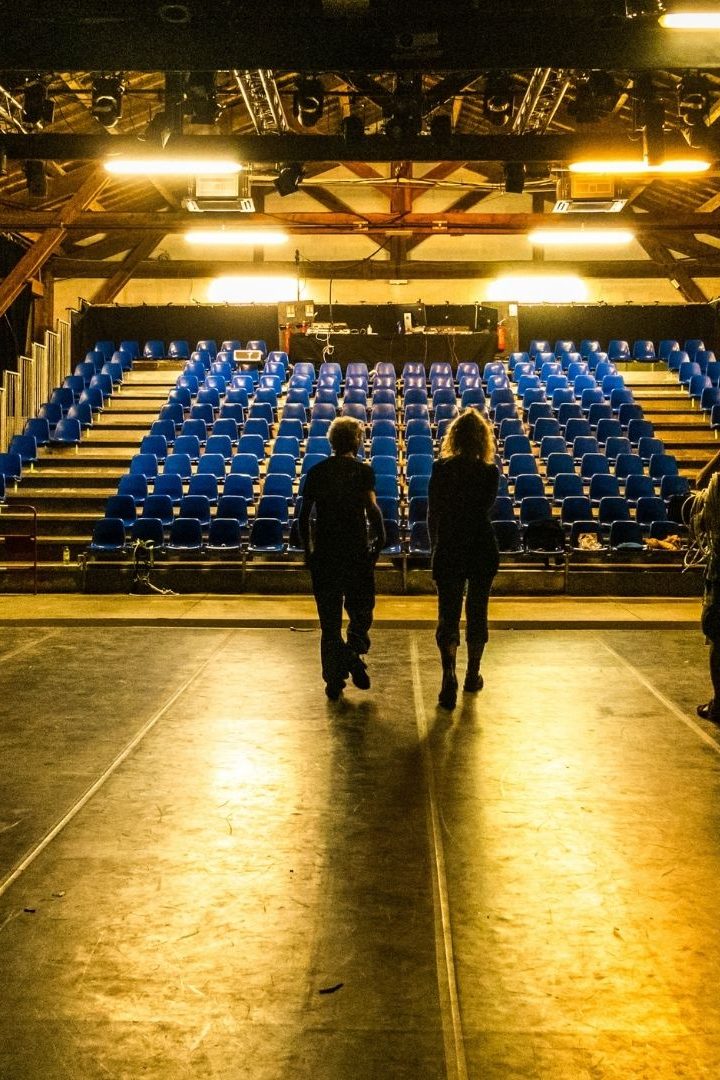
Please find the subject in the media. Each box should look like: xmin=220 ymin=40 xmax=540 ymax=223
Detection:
xmin=90 ymin=338 xmax=269 ymax=362
xmin=513 ymin=337 xmax=707 ymax=363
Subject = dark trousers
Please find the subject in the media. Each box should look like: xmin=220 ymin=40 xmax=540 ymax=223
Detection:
xmin=435 ymin=572 xmax=495 ymax=649
xmin=311 ymin=561 xmax=375 ymax=685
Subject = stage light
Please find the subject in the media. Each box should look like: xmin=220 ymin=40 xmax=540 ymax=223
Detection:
xmin=528 ymin=228 xmax=635 ymax=246
xmin=91 ymin=75 xmax=125 ymax=128
xmin=24 ymin=160 xmax=47 ymax=197
xmin=293 ymin=78 xmax=324 ymax=128
xmin=274 ymin=162 xmax=304 ymax=196
xmin=569 ymin=157 xmax=710 ymax=174
xmin=483 ymin=74 xmax=514 ymax=127
xmin=22 ymin=80 xmax=54 ymax=127
xmin=184 ymin=229 xmax=289 ymax=246
xmin=678 ymin=73 xmax=709 ymax=126
xmin=504 ymin=161 xmax=526 ymax=194
xmin=105 ymin=157 xmax=243 ymax=176
xmin=186 ymin=72 xmax=221 ymax=125
xmin=486 ymin=274 xmax=588 ymax=303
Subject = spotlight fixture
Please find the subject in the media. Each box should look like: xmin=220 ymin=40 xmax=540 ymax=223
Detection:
xmin=384 ymin=73 xmax=422 ymax=139
xmin=185 ymin=71 xmax=221 ymax=125
xmin=342 ymin=115 xmax=364 ymax=141
xmin=429 ymin=114 xmax=453 ymax=142
xmin=503 ymin=161 xmax=526 ymax=194
xmin=22 ymin=80 xmax=54 ymax=128
xmin=91 ymin=75 xmax=125 ymax=128
xmin=483 ymin=73 xmax=514 ymax=127
xmin=274 ymin=162 xmax=304 ymax=197
xmin=678 ymin=72 xmax=709 ymax=126
xmin=293 ymin=78 xmax=324 ymax=128
xmin=23 ymin=160 xmax=47 ymax=197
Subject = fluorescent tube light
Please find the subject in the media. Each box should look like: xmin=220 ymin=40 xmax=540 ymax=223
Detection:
xmin=184 ymin=230 xmax=288 ymax=246
xmin=659 ymin=11 xmax=720 ymax=28
xmin=105 ymin=157 xmax=243 ymax=176
xmin=569 ymin=158 xmax=710 ymax=175
xmin=528 ymin=228 xmax=635 ymax=246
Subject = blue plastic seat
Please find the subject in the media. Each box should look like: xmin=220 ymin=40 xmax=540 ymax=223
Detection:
xmin=9 ymin=434 xmax=37 ymax=465
xmin=406 ymin=453 xmax=433 ymax=478
xmin=129 ymin=452 xmax=160 ymax=479
xmin=168 ymin=339 xmax=190 ymax=359
xmin=623 ymin=473 xmax=655 ymax=505
xmin=143 ymin=340 xmax=165 ymax=359
xmin=513 ymin=473 xmax=545 ymax=503
xmin=508 ymin=453 xmax=537 ymax=480
xmin=617 ymin=403 xmax=644 ymax=429
xmin=561 ymin=495 xmax=593 ymax=527
xmin=104 ymin=494 xmax=137 ymax=528
xmin=231 ymin=453 xmax=260 ymax=480
xmin=370 ymin=436 xmax=397 ymax=459
xmin=248 ymin=517 xmax=285 ymax=553
xmin=491 ymin=495 xmax=515 ymax=522
xmin=167 ymin=517 xmax=204 ymax=550
xmin=552 ymin=472 xmax=584 ymax=504
xmin=607 ymin=339 xmax=630 ymax=361
xmin=632 ymin=339 xmax=656 ymax=361
xmin=609 ymin=520 xmax=645 ymax=549
xmin=90 ymin=518 xmax=126 ymax=553
xmin=660 ymin=474 xmax=690 ymax=500
xmin=572 ymin=436 xmax=599 ymax=463
xmin=580 ymin=453 xmax=610 ymax=481
xmin=649 ymin=454 xmax=679 ymax=482
xmin=614 ymin=453 xmax=644 ymax=483
xmin=118 ymin=473 xmax=148 ymax=505
xmin=407 ymin=474 xmax=430 ymax=501
xmin=588 ymin=473 xmax=620 ymax=505
xmin=599 ymin=496 xmax=631 ymax=529
xmin=114 ymin=348 xmax=133 ymax=372
xmin=168 ymin=386 xmax=192 ymax=410
xmin=587 ymin=403 xmax=612 ymax=430
xmin=153 ymin=473 xmax=184 ymax=505
xmin=160 ymin=403 xmax=184 ymax=430
xmin=684 ymin=338 xmax=705 ymax=361
xmin=569 ymin=519 xmax=603 ymax=548
xmin=216 ymin=496 xmax=249 ymax=526
xmin=174 ymin=435 xmax=201 ymax=463
xmin=595 ymin=418 xmax=622 ymax=447
xmin=658 ymin=339 xmax=680 ymax=361
xmin=407 ymin=521 xmax=431 ymax=555
xmin=119 ymin=340 xmax=140 ymax=360
xmin=50 ymin=387 xmax=76 ymax=413
xmin=405 ymin=435 xmax=433 ymax=459
xmin=132 ymin=516 xmax=165 ymax=546
xmin=557 ymin=403 xmax=583 ymax=430
xmin=266 ymin=453 xmax=296 ymax=478
xmin=546 ymin=452 xmax=576 ymax=480
xmin=163 ymin=452 xmax=192 ymax=482
xmin=23 ymin=417 xmax=51 ymax=447
xmin=636 ymin=437 xmax=664 ymax=465
xmin=262 ymin=473 xmax=294 ymax=502
xmin=140 ymin=434 xmax=168 ymax=463
xmin=237 ymin=434 xmax=265 ymax=461
xmin=408 ymin=496 xmax=428 ymax=526
xmin=375 ymin=474 xmax=400 ymax=500
xmin=519 ymin=495 xmax=552 ymax=526
xmin=372 ymin=455 xmax=399 ymax=477
xmin=203 ymin=435 xmax=232 ymax=463
xmin=38 ymin=403 xmax=62 ymax=429
xmin=142 ymin=493 xmax=175 ymax=528
xmin=538 ymin=436 xmax=566 ymax=463
xmin=492 ymin=519 xmax=522 ymax=552
xmin=207 ymin=518 xmax=243 ymax=551
xmin=178 ymin=494 xmax=211 ymax=529
xmin=223 ymin=473 xmax=255 ymax=503
xmin=101 ymin=361 xmax=123 ymax=385
xmin=89 ymin=373 xmax=113 ymax=399
xmin=196 ymin=454 xmax=226 ymax=482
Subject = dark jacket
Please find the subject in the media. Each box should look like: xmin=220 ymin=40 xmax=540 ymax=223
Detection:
xmin=428 ymin=455 xmax=500 ymax=580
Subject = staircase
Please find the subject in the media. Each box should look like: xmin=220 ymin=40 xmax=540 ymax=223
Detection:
xmin=0 ymin=364 xmax=181 ymax=589
xmin=623 ymin=366 xmax=718 ymax=477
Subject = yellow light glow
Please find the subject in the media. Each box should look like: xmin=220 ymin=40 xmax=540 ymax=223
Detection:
xmin=529 ymin=228 xmax=635 ymax=246
xmin=486 ymin=274 xmax=589 ymax=303
xmin=659 ymin=11 xmax=720 ymax=28
xmin=184 ymin=229 xmax=288 ymax=246
xmin=569 ymin=158 xmax=710 ymax=175
xmin=207 ymin=276 xmax=304 ymax=303
xmin=104 ymin=157 xmax=243 ymax=176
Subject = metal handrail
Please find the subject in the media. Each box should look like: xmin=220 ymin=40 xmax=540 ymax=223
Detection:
xmin=0 ymin=316 xmax=71 ymax=453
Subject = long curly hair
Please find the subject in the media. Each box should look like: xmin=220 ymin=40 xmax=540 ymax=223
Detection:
xmin=686 ymin=473 xmax=720 ymax=572
xmin=440 ymin=408 xmax=496 ymax=464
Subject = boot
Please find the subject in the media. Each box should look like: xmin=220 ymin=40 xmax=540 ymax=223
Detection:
xmin=438 ymin=645 xmax=458 ymax=709
xmin=464 ymin=643 xmax=485 ymax=693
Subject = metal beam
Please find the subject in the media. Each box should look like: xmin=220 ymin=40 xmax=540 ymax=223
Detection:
xmin=0 ymin=131 xmax=709 ymax=165
xmin=51 ymin=257 xmax=720 ymax=281
xmin=7 ymin=13 xmax=720 ymax=72
xmin=7 ymin=210 xmax=720 ymax=234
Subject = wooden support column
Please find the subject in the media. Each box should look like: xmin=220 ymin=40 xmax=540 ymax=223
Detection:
xmin=91 ymin=232 xmax=166 ymax=304
xmin=33 ymin=266 xmax=54 ymax=337
xmin=0 ymin=167 xmax=108 ymax=319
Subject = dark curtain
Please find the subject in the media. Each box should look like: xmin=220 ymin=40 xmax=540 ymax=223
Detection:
xmin=71 ymin=303 xmax=279 ymax=358
xmin=517 ymin=303 xmax=720 ymax=354
xmin=0 ymin=237 xmax=32 ymax=376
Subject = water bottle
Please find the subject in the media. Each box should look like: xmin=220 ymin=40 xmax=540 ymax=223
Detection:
xmin=62 ymin=546 xmax=70 ymax=564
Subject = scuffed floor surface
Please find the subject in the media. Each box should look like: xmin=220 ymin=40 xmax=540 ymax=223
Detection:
xmin=0 ymin=626 xmax=719 ymax=1079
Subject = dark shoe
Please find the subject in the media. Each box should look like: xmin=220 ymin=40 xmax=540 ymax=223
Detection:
xmin=347 ymin=651 xmax=370 ymax=690
xmin=697 ymin=700 xmax=720 ymax=722
xmin=325 ymin=680 xmax=345 ymax=701
xmin=463 ymin=673 xmax=484 ymax=693
xmin=438 ymin=673 xmax=458 ymax=710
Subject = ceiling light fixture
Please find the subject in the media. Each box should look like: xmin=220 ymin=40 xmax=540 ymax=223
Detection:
xmin=528 ymin=228 xmax=635 ymax=246
xmin=184 ymin=229 xmax=288 ymax=245
xmin=568 ymin=158 xmax=710 ymax=174
xmin=659 ymin=9 xmax=720 ymax=27
xmin=104 ymin=157 xmax=243 ymax=176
